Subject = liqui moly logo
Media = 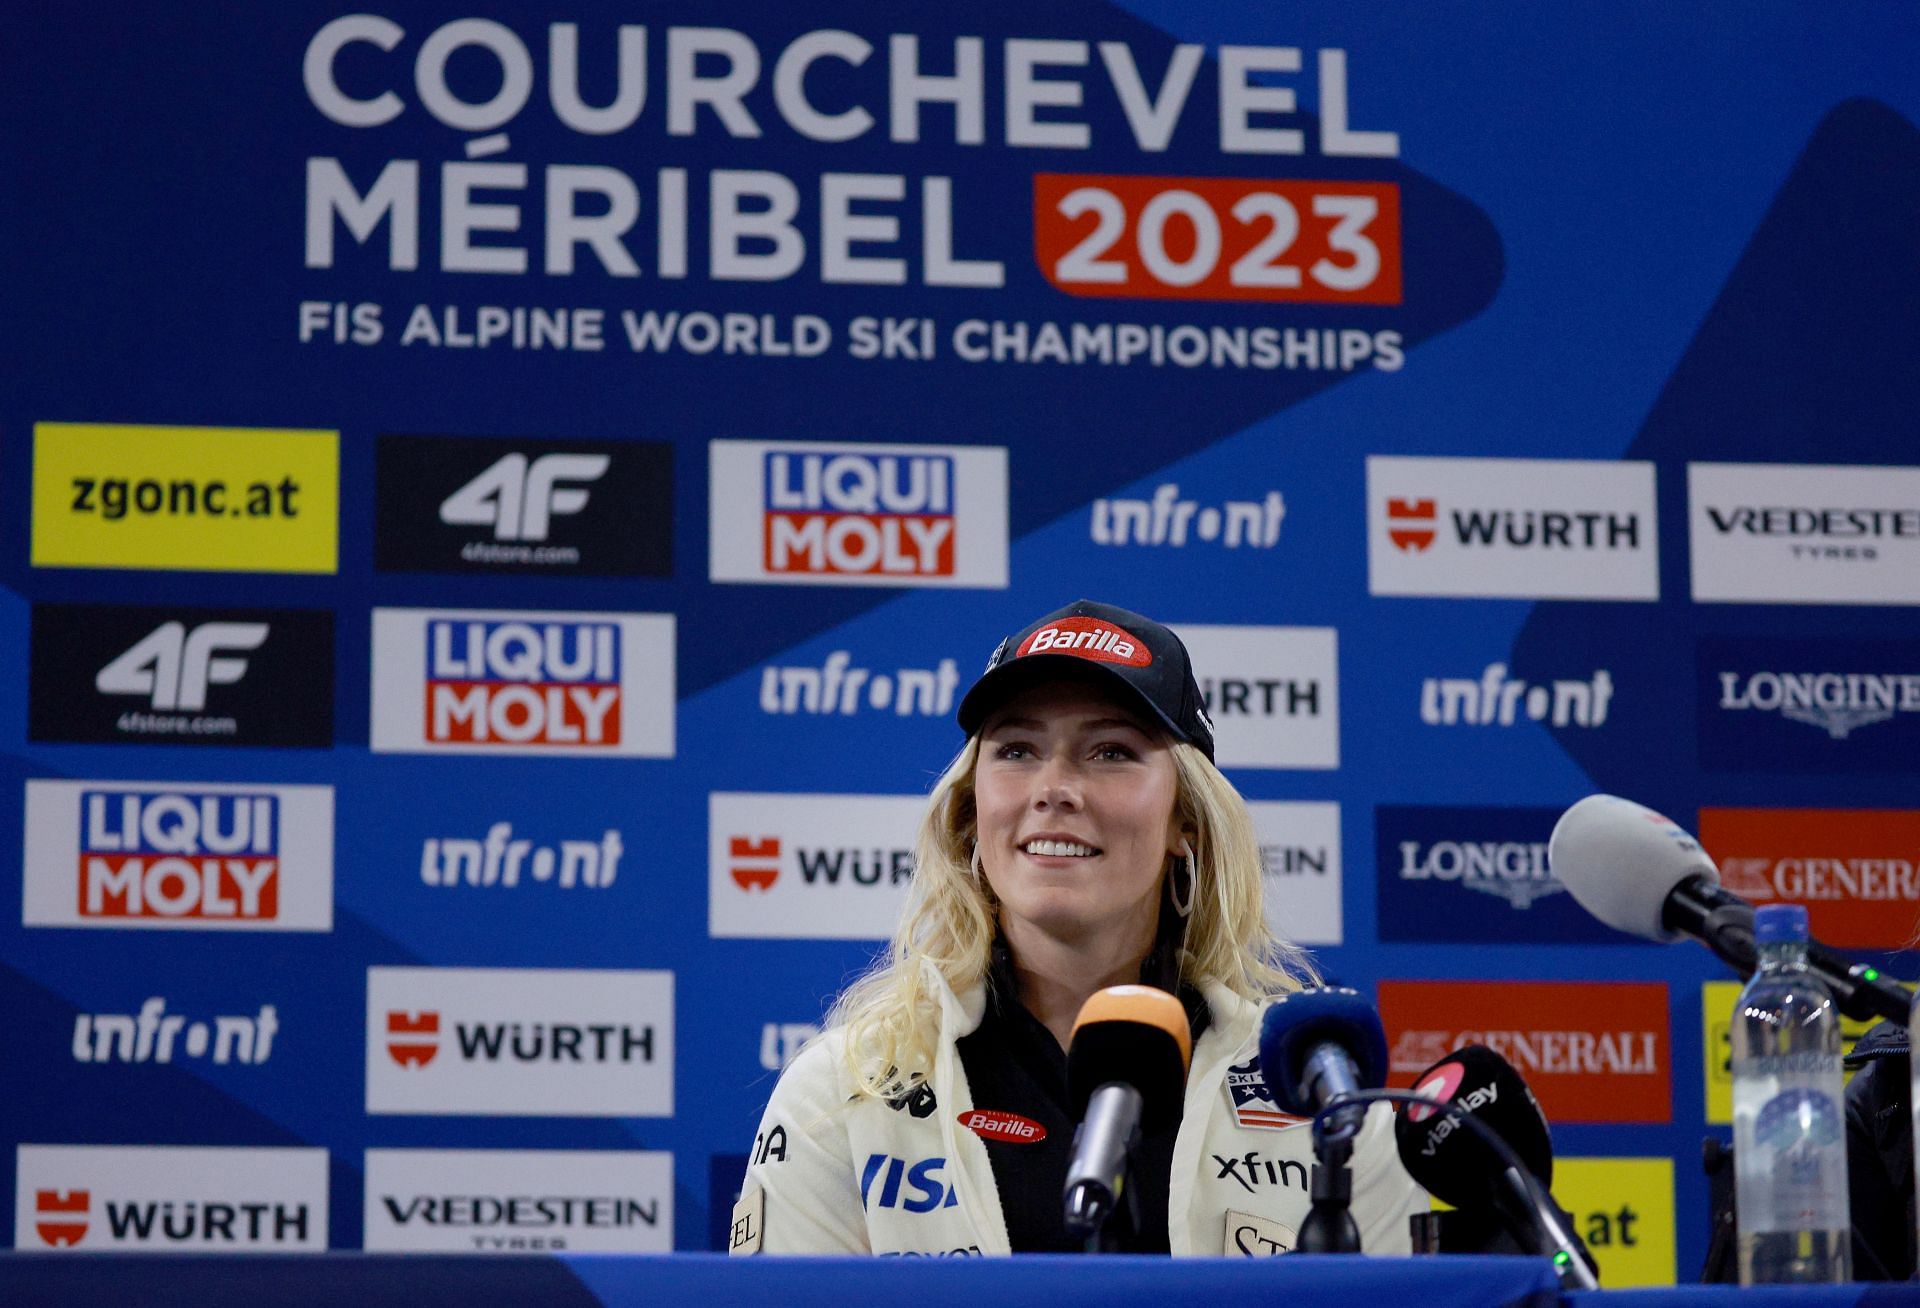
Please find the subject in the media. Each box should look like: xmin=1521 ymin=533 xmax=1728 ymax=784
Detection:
xmin=23 ymin=781 xmax=334 ymax=931
xmin=14 ymin=1146 xmax=329 ymax=1253
xmin=710 ymin=441 xmax=1008 ymax=588
xmin=370 ymin=609 xmax=674 ymax=757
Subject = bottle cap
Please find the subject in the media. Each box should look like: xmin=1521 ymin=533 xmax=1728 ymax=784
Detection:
xmin=1753 ymin=903 xmax=1810 ymax=944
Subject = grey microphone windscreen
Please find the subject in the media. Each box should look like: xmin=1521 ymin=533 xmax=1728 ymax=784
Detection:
xmin=1547 ymin=795 xmax=1720 ymax=940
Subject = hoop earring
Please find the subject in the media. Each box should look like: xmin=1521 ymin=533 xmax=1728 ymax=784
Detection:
xmin=1170 ymin=841 xmax=1196 ymax=918
xmin=969 ymin=844 xmax=984 ymax=883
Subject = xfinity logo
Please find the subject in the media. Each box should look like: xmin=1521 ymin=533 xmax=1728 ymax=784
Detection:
xmin=1090 ymin=484 xmax=1285 ymax=549
xmin=1213 ymin=1151 xmax=1309 ymax=1195
xmin=376 ymin=436 xmax=672 ymax=577
xmin=31 ymin=604 xmax=333 ymax=747
xmin=1690 ymin=464 xmax=1920 ymax=605
xmin=74 ymin=998 xmax=277 ymax=1066
xmin=440 ymin=453 xmax=608 ymax=542
xmin=1368 ymin=456 xmax=1659 ymax=600
xmin=366 ymin=967 xmax=675 ymax=1117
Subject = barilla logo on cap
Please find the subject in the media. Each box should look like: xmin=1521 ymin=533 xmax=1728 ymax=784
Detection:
xmin=958 ymin=1109 xmax=1047 ymax=1144
xmin=1016 ymin=618 xmax=1152 ymax=667
xmin=1406 ymin=1059 xmax=1467 ymax=1122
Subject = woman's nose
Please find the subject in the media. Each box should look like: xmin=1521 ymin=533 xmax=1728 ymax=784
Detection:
xmin=1033 ymin=755 xmax=1081 ymax=808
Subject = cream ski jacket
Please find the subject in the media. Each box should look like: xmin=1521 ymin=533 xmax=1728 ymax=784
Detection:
xmin=730 ymin=969 xmax=1425 ymax=1257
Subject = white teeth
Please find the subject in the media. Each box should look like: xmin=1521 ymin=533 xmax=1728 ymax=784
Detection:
xmin=1024 ymin=839 xmax=1097 ymax=857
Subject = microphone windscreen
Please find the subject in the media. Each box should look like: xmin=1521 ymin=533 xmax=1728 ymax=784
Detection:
xmin=1256 ymin=986 xmax=1388 ymax=1116
xmin=1066 ymin=985 xmax=1192 ymax=1132
xmin=1393 ymin=1044 xmax=1553 ymax=1208
xmin=1548 ymin=794 xmax=1720 ymax=940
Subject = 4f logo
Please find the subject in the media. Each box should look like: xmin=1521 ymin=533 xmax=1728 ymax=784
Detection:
xmin=96 ymin=622 xmax=267 ymax=710
xmin=440 ymin=453 xmax=609 ymax=542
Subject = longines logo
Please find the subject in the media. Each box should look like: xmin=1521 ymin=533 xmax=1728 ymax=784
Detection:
xmin=375 ymin=435 xmax=672 ymax=577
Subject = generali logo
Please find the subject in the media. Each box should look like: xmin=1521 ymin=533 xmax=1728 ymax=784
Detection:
xmin=369 ymin=609 xmax=674 ymax=757
xmin=709 ymin=794 xmax=923 ymax=940
xmin=13 ymin=1146 xmax=329 ymax=1253
xmin=365 ymin=967 xmax=674 ymax=1117
xmin=709 ymin=440 xmax=1008 ymax=589
xmin=22 ymin=780 xmax=334 ymax=932
xmin=1367 ymin=455 xmax=1659 ymax=601
xmin=1378 ymin=980 xmax=1670 ymax=1124
xmin=1699 ymin=808 xmax=1920 ymax=949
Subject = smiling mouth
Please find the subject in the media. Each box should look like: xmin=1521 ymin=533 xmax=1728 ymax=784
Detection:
xmin=1021 ymin=839 xmax=1101 ymax=858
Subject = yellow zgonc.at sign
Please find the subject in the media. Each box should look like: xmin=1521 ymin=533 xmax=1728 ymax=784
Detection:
xmin=1551 ymin=1157 xmax=1676 ymax=1287
xmin=31 ymin=422 xmax=339 ymax=573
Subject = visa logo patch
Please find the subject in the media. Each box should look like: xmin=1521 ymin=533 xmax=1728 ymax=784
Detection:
xmin=710 ymin=441 xmax=1007 ymax=589
xmin=370 ymin=609 xmax=674 ymax=758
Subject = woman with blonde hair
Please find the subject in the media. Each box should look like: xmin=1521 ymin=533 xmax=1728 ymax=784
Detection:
xmin=731 ymin=600 xmax=1420 ymax=1256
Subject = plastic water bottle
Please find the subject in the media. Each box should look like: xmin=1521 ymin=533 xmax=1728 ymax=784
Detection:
xmin=1731 ymin=903 xmax=1850 ymax=1284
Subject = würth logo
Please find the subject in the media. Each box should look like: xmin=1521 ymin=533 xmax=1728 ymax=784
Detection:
xmin=36 ymin=1190 xmax=89 ymax=1247
xmin=1387 ymin=498 xmax=1436 ymax=551
xmin=387 ymin=1011 xmax=440 ymax=1067
xmin=731 ymin=838 xmax=779 ymax=891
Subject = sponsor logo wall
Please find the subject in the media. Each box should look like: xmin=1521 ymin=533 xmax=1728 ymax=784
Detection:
xmin=6 ymin=3 xmax=1915 ymax=1275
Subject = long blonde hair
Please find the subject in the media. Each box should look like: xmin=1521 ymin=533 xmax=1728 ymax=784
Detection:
xmin=827 ymin=735 xmax=1319 ymax=1101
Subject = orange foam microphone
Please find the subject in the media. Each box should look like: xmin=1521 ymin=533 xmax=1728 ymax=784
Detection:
xmin=1062 ymin=985 xmax=1193 ymax=1244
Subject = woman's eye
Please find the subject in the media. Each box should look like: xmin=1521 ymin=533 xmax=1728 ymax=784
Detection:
xmin=993 ymin=742 xmax=1032 ymax=760
xmin=1094 ymin=743 xmax=1137 ymax=761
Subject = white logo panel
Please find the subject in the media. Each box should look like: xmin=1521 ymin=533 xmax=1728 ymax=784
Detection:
xmin=1367 ymin=455 xmax=1658 ymax=600
xmin=366 ymin=967 xmax=674 ymax=1118
xmin=22 ymin=780 xmax=334 ymax=931
xmin=1689 ymin=462 xmax=1920 ymax=605
xmin=1174 ymin=625 xmax=1340 ymax=770
xmin=368 ymin=608 xmax=674 ymax=757
xmin=1248 ymin=801 xmax=1343 ymax=947
xmin=363 ymin=1149 xmax=672 ymax=1253
xmin=709 ymin=440 xmax=1008 ymax=588
xmin=709 ymin=793 xmax=924 ymax=939
xmin=15 ymin=1145 xmax=327 ymax=1252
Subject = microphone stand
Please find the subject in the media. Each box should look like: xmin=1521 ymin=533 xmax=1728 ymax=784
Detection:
xmin=1295 ymin=1104 xmax=1362 ymax=1254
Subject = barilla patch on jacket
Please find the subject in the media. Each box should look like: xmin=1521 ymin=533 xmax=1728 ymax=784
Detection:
xmin=1225 ymin=1058 xmax=1309 ymax=1131
xmin=958 ymin=1108 xmax=1047 ymax=1144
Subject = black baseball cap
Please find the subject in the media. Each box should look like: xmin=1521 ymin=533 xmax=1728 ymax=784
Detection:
xmin=956 ymin=599 xmax=1215 ymax=759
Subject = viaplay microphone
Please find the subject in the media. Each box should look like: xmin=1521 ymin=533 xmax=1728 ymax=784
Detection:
xmin=1550 ymin=794 xmax=1912 ymax=1023
xmin=1062 ymin=985 xmax=1191 ymax=1247
xmin=1393 ymin=1045 xmax=1596 ymax=1289
xmin=1257 ymin=987 xmax=1389 ymax=1253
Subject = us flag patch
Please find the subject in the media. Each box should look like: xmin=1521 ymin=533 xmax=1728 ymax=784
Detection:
xmin=1224 ymin=1058 xmax=1308 ymax=1131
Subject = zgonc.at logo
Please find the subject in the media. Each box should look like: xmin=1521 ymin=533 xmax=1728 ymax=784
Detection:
xmin=22 ymin=780 xmax=335 ymax=932
xmin=709 ymin=441 xmax=1008 ymax=589
xmin=1377 ymin=980 xmax=1669 ymax=1124
xmin=369 ymin=609 xmax=674 ymax=757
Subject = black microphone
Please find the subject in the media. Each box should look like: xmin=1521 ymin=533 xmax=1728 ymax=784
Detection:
xmin=1062 ymin=985 xmax=1192 ymax=1245
xmin=1393 ymin=1045 xmax=1598 ymax=1289
xmin=1550 ymin=795 xmax=1913 ymax=1023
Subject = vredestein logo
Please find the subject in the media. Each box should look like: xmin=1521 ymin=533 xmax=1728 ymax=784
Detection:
xmin=364 ymin=1150 xmax=673 ymax=1253
xmin=1689 ymin=463 xmax=1920 ymax=605
xmin=366 ymin=968 xmax=674 ymax=1117
xmin=375 ymin=435 xmax=672 ymax=576
xmin=13 ymin=1146 xmax=329 ymax=1252
xmin=709 ymin=794 xmax=924 ymax=939
xmin=29 ymin=605 xmax=334 ymax=747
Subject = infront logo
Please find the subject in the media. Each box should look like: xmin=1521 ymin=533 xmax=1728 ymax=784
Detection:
xmin=710 ymin=440 xmax=1008 ymax=589
xmin=1421 ymin=664 xmax=1613 ymax=728
xmin=370 ymin=608 xmax=674 ymax=758
xmin=1016 ymin=617 xmax=1151 ymax=666
xmin=421 ymin=824 xmax=623 ymax=890
xmin=1089 ymin=484 xmax=1285 ymax=549
xmin=23 ymin=781 xmax=334 ymax=932
xmin=759 ymin=652 xmax=960 ymax=717
xmin=74 ymin=998 xmax=277 ymax=1066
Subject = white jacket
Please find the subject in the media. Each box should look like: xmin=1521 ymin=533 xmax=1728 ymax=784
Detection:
xmin=730 ymin=970 xmax=1425 ymax=1257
